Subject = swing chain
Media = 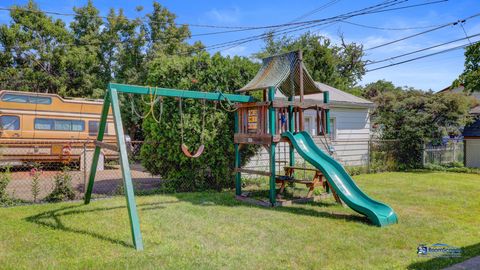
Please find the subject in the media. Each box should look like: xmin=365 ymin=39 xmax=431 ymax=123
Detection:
xmin=215 ymin=90 xmax=237 ymax=112
xmin=129 ymin=87 xmax=163 ymax=124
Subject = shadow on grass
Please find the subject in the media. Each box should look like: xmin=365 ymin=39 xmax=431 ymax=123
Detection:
xmin=25 ymin=200 xmax=179 ymax=248
xmin=172 ymin=191 xmax=371 ymax=226
xmin=407 ymin=242 xmax=480 ymax=270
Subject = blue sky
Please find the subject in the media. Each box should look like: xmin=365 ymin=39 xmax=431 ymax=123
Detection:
xmin=1 ymin=0 xmax=479 ymax=91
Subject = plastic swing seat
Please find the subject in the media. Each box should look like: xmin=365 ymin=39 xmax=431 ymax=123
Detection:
xmin=181 ymin=143 xmax=205 ymax=158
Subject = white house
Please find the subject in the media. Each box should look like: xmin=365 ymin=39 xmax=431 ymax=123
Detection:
xmin=246 ymin=82 xmax=373 ymax=170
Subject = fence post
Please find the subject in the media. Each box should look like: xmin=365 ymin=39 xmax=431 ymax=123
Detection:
xmin=422 ymin=142 xmax=426 ymax=167
xmin=452 ymin=141 xmax=456 ymax=163
xmin=83 ymin=142 xmax=87 ymax=194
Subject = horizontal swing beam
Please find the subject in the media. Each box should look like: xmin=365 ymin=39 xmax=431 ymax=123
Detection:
xmin=109 ymin=83 xmax=254 ymax=103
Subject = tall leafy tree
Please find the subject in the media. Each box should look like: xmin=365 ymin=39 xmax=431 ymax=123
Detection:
xmin=65 ymin=0 xmax=104 ymax=97
xmin=145 ymin=2 xmax=204 ymax=57
xmin=0 ymin=0 xmax=71 ymax=93
xmin=454 ymin=42 xmax=480 ymax=93
xmin=367 ymin=80 xmax=472 ymax=168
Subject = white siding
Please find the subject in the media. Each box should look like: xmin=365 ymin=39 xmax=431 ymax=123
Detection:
xmin=245 ymin=106 xmax=371 ymax=170
xmin=465 ymin=139 xmax=480 ymax=168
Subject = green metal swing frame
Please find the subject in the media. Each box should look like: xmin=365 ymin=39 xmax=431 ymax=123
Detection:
xmin=84 ymin=81 xmax=330 ymax=251
xmin=84 ymin=83 xmax=253 ymax=250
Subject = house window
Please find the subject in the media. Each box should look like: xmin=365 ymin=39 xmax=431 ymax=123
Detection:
xmin=34 ymin=118 xmax=85 ymax=131
xmin=1 ymin=93 xmax=52 ymax=104
xmin=0 ymin=115 xmax=20 ymax=130
xmin=305 ymin=116 xmax=316 ymax=135
xmin=329 ymin=118 xmax=336 ymax=140
xmin=88 ymin=120 xmax=108 ymax=136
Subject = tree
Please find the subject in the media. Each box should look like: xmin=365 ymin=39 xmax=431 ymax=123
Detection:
xmin=368 ymin=80 xmax=472 ymax=168
xmin=140 ymin=52 xmax=260 ymax=191
xmin=454 ymin=42 xmax=480 ymax=93
xmin=0 ymin=0 xmax=71 ymax=93
xmin=255 ymin=32 xmax=365 ymax=92
xmin=65 ymin=0 xmax=104 ymax=97
xmin=145 ymin=2 xmax=203 ymax=57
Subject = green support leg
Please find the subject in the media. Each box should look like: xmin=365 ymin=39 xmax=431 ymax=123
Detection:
xmin=268 ymin=87 xmax=277 ymax=206
xmin=234 ymin=144 xmax=241 ymax=196
xmin=324 ymin=91 xmax=330 ymax=135
xmin=269 ymin=143 xmax=277 ymax=205
xmin=84 ymin=92 xmax=110 ymax=204
xmin=110 ymin=88 xmax=144 ymax=251
xmin=234 ymin=111 xmax=241 ymax=196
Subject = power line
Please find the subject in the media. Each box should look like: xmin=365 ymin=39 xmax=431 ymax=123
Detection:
xmin=365 ymin=12 xmax=480 ymax=51
xmin=341 ymin=20 xmax=444 ymax=31
xmin=191 ymin=0 xmax=341 ymax=37
xmin=207 ymin=0 xmax=446 ymax=52
xmin=0 ymin=0 xmax=445 ymax=35
xmin=2 ymin=0 xmax=403 ymax=54
xmin=365 ymin=40 xmax=478 ymax=72
xmin=0 ymin=0 xmax=450 ymax=58
xmin=366 ymin=32 xmax=480 ymax=65
xmin=192 ymin=0 xmax=448 ymax=37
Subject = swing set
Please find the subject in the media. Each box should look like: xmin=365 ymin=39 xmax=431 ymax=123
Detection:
xmin=84 ymin=83 xmax=253 ymax=250
xmin=83 ymin=51 xmax=367 ymax=251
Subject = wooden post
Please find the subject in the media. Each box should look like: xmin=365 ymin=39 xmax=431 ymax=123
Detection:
xmin=268 ymin=86 xmax=277 ymax=206
xmin=288 ymin=96 xmax=295 ymax=167
xmin=234 ymin=111 xmax=241 ymax=196
xmin=298 ymin=50 xmax=304 ymax=131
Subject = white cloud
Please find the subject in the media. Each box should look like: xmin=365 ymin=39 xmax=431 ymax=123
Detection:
xmin=205 ymin=7 xmax=241 ymax=24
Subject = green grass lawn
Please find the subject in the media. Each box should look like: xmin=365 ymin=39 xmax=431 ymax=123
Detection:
xmin=0 ymin=172 xmax=479 ymax=269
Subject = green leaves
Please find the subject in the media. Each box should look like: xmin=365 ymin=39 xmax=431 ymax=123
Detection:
xmin=455 ymin=42 xmax=480 ymax=93
xmin=369 ymin=80 xmax=472 ymax=168
xmin=139 ymin=53 xmax=259 ymax=191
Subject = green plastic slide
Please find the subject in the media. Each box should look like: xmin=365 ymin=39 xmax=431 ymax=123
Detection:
xmin=282 ymin=131 xmax=398 ymax=226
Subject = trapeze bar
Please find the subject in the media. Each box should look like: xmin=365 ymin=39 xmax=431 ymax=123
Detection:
xmin=109 ymin=83 xmax=253 ymax=103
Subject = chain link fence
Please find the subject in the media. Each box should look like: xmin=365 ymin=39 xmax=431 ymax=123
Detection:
xmin=0 ymin=140 xmax=160 ymax=204
xmin=0 ymin=137 xmax=466 ymax=205
xmin=423 ymin=140 xmax=464 ymax=166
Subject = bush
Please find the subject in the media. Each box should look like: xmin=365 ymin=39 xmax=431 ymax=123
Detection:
xmin=45 ymin=168 xmax=76 ymax=202
xmin=140 ymin=53 xmax=260 ymax=192
xmin=0 ymin=167 xmax=12 ymax=206
xmin=345 ymin=166 xmax=367 ymax=176
xmin=422 ymin=163 xmax=480 ymax=174
xmin=423 ymin=163 xmax=446 ymax=171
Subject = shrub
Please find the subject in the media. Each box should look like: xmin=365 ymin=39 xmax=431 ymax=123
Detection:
xmin=0 ymin=167 xmax=12 ymax=206
xmin=46 ymin=167 xmax=76 ymax=202
xmin=345 ymin=166 xmax=367 ymax=176
xmin=423 ymin=163 xmax=446 ymax=171
xmin=140 ymin=53 xmax=259 ymax=192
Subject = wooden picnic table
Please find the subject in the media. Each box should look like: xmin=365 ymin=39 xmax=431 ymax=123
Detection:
xmin=276 ymin=166 xmax=342 ymax=203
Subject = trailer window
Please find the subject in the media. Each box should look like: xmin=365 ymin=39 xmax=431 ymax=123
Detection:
xmin=88 ymin=120 xmax=108 ymax=136
xmin=34 ymin=118 xmax=84 ymax=131
xmin=2 ymin=93 xmax=52 ymax=104
xmin=0 ymin=115 xmax=20 ymax=130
